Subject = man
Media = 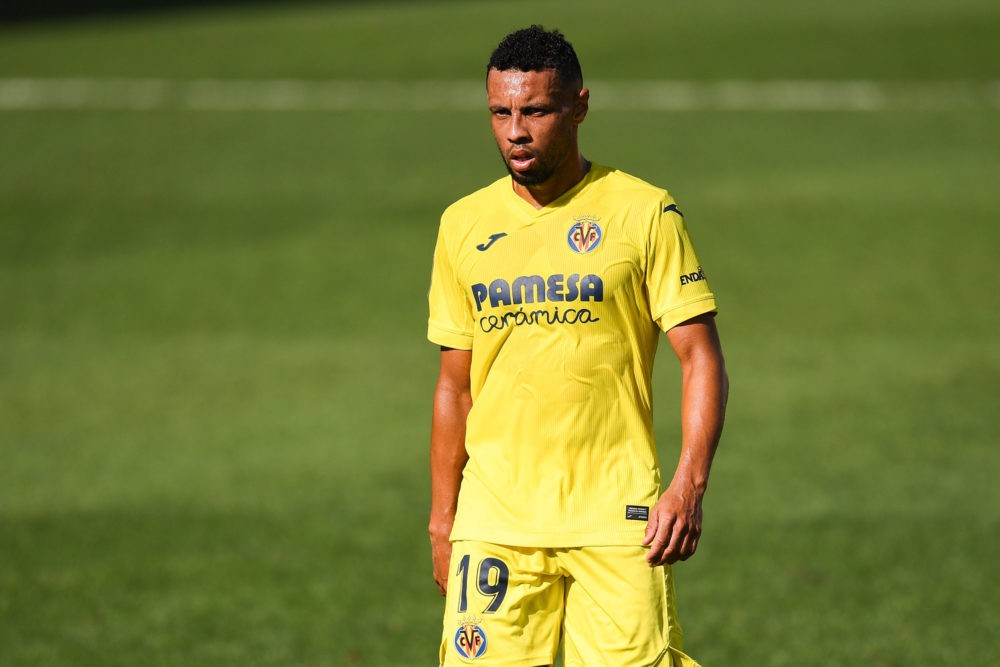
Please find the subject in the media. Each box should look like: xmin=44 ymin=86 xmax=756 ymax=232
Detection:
xmin=427 ymin=25 xmax=728 ymax=667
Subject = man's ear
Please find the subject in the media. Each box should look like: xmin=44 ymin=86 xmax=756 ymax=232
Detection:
xmin=574 ymin=88 xmax=590 ymax=125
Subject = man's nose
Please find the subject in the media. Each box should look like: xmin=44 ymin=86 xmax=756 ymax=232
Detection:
xmin=507 ymin=113 xmax=530 ymax=144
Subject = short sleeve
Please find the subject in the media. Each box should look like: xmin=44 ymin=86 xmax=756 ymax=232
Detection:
xmin=645 ymin=199 xmax=718 ymax=331
xmin=427 ymin=222 xmax=474 ymax=349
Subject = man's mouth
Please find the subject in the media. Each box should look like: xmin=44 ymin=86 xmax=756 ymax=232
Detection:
xmin=509 ymin=150 xmax=535 ymax=172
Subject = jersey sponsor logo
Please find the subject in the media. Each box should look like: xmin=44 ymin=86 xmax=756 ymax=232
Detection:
xmin=454 ymin=622 xmax=488 ymax=660
xmin=471 ymin=273 xmax=605 ymax=333
xmin=663 ymin=203 xmax=684 ymax=216
xmin=475 ymin=232 xmax=508 ymax=252
xmin=679 ymin=266 xmax=706 ymax=286
xmin=471 ymin=274 xmax=604 ymax=312
xmin=567 ymin=215 xmax=603 ymax=254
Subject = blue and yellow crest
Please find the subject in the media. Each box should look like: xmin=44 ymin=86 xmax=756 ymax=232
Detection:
xmin=454 ymin=623 xmax=488 ymax=660
xmin=567 ymin=216 xmax=603 ymax=254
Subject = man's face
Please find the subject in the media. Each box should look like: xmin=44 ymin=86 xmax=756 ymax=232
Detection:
xmin=486 ymin=68 xmax=588 ymax=187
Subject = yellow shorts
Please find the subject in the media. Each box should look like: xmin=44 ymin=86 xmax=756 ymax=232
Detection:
xmin=439 ymin=541 xmax=701 ymax=667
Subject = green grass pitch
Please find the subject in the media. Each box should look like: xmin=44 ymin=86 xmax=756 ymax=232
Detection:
xmin=1 ymin=1 xmax=998 ymax=665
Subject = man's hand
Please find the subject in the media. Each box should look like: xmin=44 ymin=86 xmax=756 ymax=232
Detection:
xmin=643 ymin=481 xmax=704 ymax=566
xmin=430 ymin=524 xmax=453 ymax=596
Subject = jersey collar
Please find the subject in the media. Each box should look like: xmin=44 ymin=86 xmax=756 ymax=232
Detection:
xmin=503 ymin=163 xmax=605 ymax=220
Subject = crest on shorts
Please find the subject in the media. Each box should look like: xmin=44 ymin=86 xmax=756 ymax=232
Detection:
xmin=454 ymin=620 xmax=488 ymax=660
xmin=567 ymin=215 xmax=603 ymax=254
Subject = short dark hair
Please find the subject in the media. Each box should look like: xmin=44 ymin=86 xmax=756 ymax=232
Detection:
xmin=487 ymin=25 xmax=583 ymax=90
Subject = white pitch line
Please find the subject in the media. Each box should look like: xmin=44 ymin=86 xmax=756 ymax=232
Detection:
xmin=0 ymin=78 xmax=998 ymax=111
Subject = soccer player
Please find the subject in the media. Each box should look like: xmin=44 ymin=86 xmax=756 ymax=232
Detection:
xmin=427 ymin=25 xmax=728 ymax=667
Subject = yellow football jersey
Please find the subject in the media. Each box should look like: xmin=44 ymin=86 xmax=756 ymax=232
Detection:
xmin=428 ymin=164 xmax=717 ymax=547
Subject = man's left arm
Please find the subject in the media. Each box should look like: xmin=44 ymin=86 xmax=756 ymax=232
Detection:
xmin=644 ymin=313 xmax=729 ymax=566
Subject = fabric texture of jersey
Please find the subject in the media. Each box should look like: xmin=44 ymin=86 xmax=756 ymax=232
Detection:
xmin=427 ymin=164 xmax=717 ymax=547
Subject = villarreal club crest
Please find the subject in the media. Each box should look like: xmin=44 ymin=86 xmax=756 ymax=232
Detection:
xmin=454 ymin=621 xmax=487 ymax=661
xmin=568 ymin=215 xmax=603 ymax=254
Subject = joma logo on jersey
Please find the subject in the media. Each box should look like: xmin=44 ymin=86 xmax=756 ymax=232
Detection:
xmin=680 ymin=266 xmax=706 ymax=286
xmin=471 ymin=274 xmax=604 ymax=312
xmin=567 ymin=216 xmax=603 ymax=254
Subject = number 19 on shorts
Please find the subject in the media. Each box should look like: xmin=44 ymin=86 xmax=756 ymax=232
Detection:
xmin=456 ymin=554 xmax=510 ymax=614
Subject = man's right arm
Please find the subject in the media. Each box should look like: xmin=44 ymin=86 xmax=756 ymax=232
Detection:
xmin=429 ymin=346 xmax=473 ymax=596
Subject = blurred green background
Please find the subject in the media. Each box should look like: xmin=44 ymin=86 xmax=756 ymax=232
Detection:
xmin=1 ymin=1 xmax=997 ymax=665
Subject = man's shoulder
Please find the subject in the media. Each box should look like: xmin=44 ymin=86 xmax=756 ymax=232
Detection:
xmin=595 ymin=164 xmax=675 ymax=206
xmin=441 ymin=175 xmax=509 ymax=222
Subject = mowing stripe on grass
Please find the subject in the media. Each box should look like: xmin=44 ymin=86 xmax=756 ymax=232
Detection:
xmin=1 ymin=78 xmax=998 ymax=111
